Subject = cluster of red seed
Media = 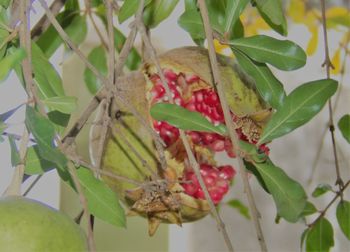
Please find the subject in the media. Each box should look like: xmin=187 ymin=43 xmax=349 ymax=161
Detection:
xmin=181 ymin=164 xmax=236 ymax=204
xmin=149 ymin=68 xmax=266 ymax=204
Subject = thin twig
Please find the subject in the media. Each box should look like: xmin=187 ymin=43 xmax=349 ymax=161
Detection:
xmin=309 ymin=180 xmax=350 ymax=227
xmin=23 ymin=175 xmax=43 ymax=196
xmin=4 ymin=0 xmax=34 ymax=196
xmin=31 ymin=0 xmax=67 ymax=40
xmin=84 ymin=0 xmax=108 ymax=49
xmin=320 ymin=0 xmax=343 ymax=191
xmin=307 ymin=27 xmax=350 ymax=185
xmin=67 ymin=162 xmax=96 ymax=252
xmin=93 ymin=0 xmax=115 ymax=175
xmin=198 ymin=0 xmax=268 ymax=251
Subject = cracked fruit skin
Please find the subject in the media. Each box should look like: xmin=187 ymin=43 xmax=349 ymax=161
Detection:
xmin=90 ymin=47 xmax=271 ymax=235
xmin=0 ymin=196 xmax=88 ymax=252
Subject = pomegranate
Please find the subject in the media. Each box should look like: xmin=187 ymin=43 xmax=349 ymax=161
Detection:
xmin=90 ymin=47 xmax=272 ymax=235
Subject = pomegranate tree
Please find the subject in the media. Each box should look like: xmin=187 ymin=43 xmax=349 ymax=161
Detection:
xmin=90 ymin=46 xmax=272 ymax=235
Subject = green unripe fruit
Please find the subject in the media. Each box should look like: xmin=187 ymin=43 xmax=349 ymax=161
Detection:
xmin=0 ymin=196 xmax=88 ymax=252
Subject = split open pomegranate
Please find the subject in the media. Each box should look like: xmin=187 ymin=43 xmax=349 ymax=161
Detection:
xmin=90 ymin=46 xmax=272 ymax=235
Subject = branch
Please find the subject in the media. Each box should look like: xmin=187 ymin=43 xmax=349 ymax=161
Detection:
xmin=4 ymin=0 xmax=35 ymax=196
xmin=31 ymin=0 xmax=67 ymax=40
xmin=320 ymin=0 xmax=343 ymax=191
xmin=197 ymin=0 xmax=268 ymax=251
xmin=67 ymin=162 xmax=96 ymax=251
xmin=93 ymin=0 xmax=115 ymax=174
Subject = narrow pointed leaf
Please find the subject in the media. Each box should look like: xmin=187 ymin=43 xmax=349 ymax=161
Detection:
xmin=227 ymin=199 xmax=250 ymax=219
xmin=77 ymin=167 xmax=126 ymax=227
xmin=224 ymin=0 xmax=249 ymax=34
xmin=0 ymin=48 xmax=26 ymax=82
xmin=8 ymin=135 xmax=20 ymax=166
xmin=150 ymin=103 xmax=227 ymax=135
xmin=305 ymin=218 xmax=334 ymax=252
xmin=233 ymin=49 xmax=285 ymax=109
xmin=336 ymin=200 xmax=350 ymax=240
xmin=255 ymin=0 xmax=287 ymax=36
xmin=143 ymin=0 xmax=179 ymax=28
xmin=118 ymin=0 xmax=152 ymax=23
xmin=230 ymin=35 xmax=306 ymax=70
xmin=259 ymin=79 xmax=338 ymax=144
xmin=312 ymin=183 xmax=332 ymax=197
xmin=25 ymin=106 xmax=67 ymax=170
xmin=301 ymin=201 xmax=318 ymax=217
xmin=25 ymin=146 xmax=55 ymax=175
xmin=42 ymin=96 xmax=77 ymax=114
xmin=338 ymin=114 xmax=350 ymax=143
xmin=253 ymin=161 xmax=307 ymax=222
xmin=31 ymin=43 xmax=65 ymax=98
xmin=84 ymin=46 xmax=107 ymax=94
xmin=178 ymin=9 xmax=205 ymax=40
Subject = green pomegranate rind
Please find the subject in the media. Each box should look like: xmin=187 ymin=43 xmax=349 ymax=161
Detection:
xmin=0 ymin=196 xmax=88 ymax=252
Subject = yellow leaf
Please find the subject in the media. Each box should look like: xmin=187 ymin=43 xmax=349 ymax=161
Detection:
xmin=330 ymin=48 xmax=341 ymax=75
xmin=213 ymin=39 xmax=234 ymax=57
xmin=326 ymin=7 xmax=348 ymax=18
xmin=306 ymin=25 xmax=318 ymax=56
xmin=287 ymin=0 xmax=305 ymax=22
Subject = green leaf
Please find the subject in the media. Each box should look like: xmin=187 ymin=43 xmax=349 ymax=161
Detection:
xmin=143 ymin=0 xmax=179 ymax=28
xmin=84 ymin=46 xmax=107 ymax=94
xmin=239 ymin=140 xmax=267 ymax=163
xmin=255 ymin=0 xmax=287 ymax=36
xmin=0 ymin=121 xmax=6 ymax=142
xmin=244 ymin=161 xmax=269 ymax=193
xmin=150 ymin=103 xmax=227 ymax=135
xmin=25 ymin=106 xmax=67 ymax=170
xmin=224 ymin=0 xmax=249 ymax=36
xmin=0 ymin=0 xmax=11 ymax=8
xmin=336 ymin=200 xmax=350 ymax=240
xmin=301 ymin=201 xmax=318 ymax=217
xmin=338 ymin=114 xmax=350 ymax=143
xmin=37 ymin=15 xmax=87 ymax=57
xmin=301 ymin=228 xmax=309 ymax=251
xmin=312 ymin=183 xmax=332 ymax=197
xmin=233 ymin=49 xmax=285 ymax=109
xmin=305 ymin=218 xmax=334 ymax=252
xmin=47 ymin=110 xmax=70 ymax=128
xmin=0 ymin=27 xmax=8 ymax=59
xmin=31 ymin=43 xmax=65 ymax=98
xmin=76 ymin=167 xmax=126 ymax=227
xmin=253 ymin=161 xmax=307 ymax=222
xmin=25 ymin=146 xmax=55 ymax=175
xmin=8 ymin=135 xmax=20 ymax=166
xmin=0 ymin=48 xmax=26 ymax=82
xmin=42 ymin=96 xmax=77 ymax=114
xmin=227 ymin=199 xmax=250 ymax=219
xmin=259 ymin=79 xmax=338 ymax=144
xmin=118 ymin=0 xmax=152 ymax=24
xmin=230 ymin=35 xmax=306 ymax=71
xmin=178 ymin=9 xmax=205 ymax=40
